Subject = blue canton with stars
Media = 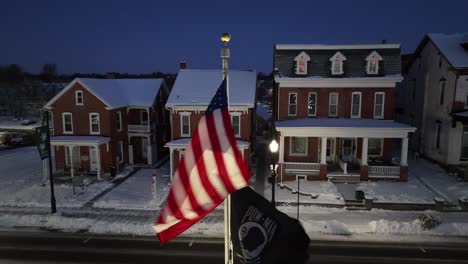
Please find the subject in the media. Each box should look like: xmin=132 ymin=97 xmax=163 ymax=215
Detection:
xmin=206 ymin=78 xmax=228 ymax=114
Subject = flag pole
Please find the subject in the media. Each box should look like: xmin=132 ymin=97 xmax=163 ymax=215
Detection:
xmin=221 ymin=32 xmax=232 ymax=264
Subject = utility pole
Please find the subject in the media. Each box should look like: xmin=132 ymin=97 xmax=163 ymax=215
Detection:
xmin=44 ymin=111 xmax=57 ymax=213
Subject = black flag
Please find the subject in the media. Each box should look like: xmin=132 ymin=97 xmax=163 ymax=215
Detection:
xmin=231 ymin=187 xmax=310 ymax=264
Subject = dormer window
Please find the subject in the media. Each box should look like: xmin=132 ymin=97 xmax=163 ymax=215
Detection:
xmin=366 ymin=51 xmax=383 ymax=75
xmin=330 ymin=52 xmax=346 ymax=75
xmin=294 ymin=51 xmax=310 ymax=75
xmin=75 ymin=90 xmax=83 ymax=105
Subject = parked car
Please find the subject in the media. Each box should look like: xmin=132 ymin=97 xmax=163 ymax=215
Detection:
xmin=0 ymin=132 xmax=13 ymax=145
xmin=20 ymin=119 xmax=37 ymax=126
xmin=8 ymin=133 xmax=24 ymax=146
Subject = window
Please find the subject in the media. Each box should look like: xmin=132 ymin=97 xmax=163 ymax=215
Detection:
xmin=330 ymin=52 xmax=346 ymax=75
xmin=308 ymin=92 xmax=317 ymax=116
xmin=438 ymin=55 xmax=443 ymax=68
xmin=368 ymin=138 xmax=383 ymax=157
xmin=435 ymin=121 xmax=441 ymax=149
xmin=62 ymin=112 xmax=73 ymax=134
xmin=117 ymin=141 xmax=124 ymax=163
xmin=365 ymin=51 xmax=383 ymax=75
xmin=180 ymin=113 xmax=191 ymax=137
xmin=231 ymin=113 xmax=241 ymax=137
xmin=294 ymin=51 xmax=310 ymax=75
xmin=290 ymin=137 xmax=307 ymax=156
xmin=89 ymin=113 xmax=100 ymax=134
xmin=288 ymin=93 xmax=297 ymax=116
xmin=75 ymin=91 xmax=83 ymax=105
xmin=141 ymin=110 xmax=149 ymax=126
xmin=439 ymin=81 xmax=446 ymax=105
xmin=328 ymin=93 xmax=338 ymax=116
xmin=351 ymin=92 xmax=362 ymax=118
xmin=461 ymin=126 xmax=468 ymax=160
xmin=116 ymin=111 xmax=122 ymax=131
xmin=374 ymin=92 xmax=385 ymax=119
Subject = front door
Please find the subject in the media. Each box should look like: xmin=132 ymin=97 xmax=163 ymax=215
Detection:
xmin=326 ymin=138 xmax=336 ymax=162
xmin=341 ymin=138 xmax=354 ymax=162
xmin=90 ymin=147 xmax=98 ymax=172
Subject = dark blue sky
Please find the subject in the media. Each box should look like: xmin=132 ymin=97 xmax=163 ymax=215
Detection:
xmin=1 ymin=0 xmax=467 ymax=74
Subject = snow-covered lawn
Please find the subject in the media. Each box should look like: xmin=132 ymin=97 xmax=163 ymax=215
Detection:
xmin=410 ymin=159 xmax=468 ymax=205
xmin=0 ymin=116 xmax=41 ymax=131
xmin=93 ymin=165 xmax=171 ymax=210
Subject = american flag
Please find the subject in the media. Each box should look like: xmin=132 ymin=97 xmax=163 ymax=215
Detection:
xmin=154 ymin=78 xmax=251 ymax=243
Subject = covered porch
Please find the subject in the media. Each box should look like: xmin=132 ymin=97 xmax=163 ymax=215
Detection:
xmin=50 ymin=136 xmax=110 ymax=180
xmin=275 ymin=118 xmax=416 ymax=182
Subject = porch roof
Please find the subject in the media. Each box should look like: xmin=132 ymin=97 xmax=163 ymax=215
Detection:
xmin=50 ymin=136 xmax=110 ymax=146
xmin=165 ymin=138 xmax=250 ymax=149
xmin=276 ymin=118 xmax=416 ymax=138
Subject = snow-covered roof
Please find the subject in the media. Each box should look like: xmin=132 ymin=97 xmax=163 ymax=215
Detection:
xmin=428 ymin=33 xmax=468 ymax=68
xmin=275 ymin=44 xmax=400 ymax=50
xmin=50 ymin=136 xmax=110 ymax=146
xmin=166 ymin=69 xmax=256 ymax=108
xmin=276 ymin=118 xmax=415 ymax=130
xmin=45 ymin=78 xmax=165 ymax=109
xmin=165 ymin=137 xmax=250 ymax=148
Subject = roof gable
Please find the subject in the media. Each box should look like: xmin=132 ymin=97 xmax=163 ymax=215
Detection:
xmin=427 ymin=33 xmax=468 ymax=68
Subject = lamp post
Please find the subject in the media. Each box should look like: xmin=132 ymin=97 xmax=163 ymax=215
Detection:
xmin=269 ymin=139 xmax=279 ymax=207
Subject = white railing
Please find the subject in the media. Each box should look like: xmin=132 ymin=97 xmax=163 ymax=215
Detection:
xmin=284 ymin=162 xmax=320 ymax=175
xmin=128 ymin=125 xmax=150 ymax=133
xmin=337 ymin=158 xmax=348 ymax=174
xmin=368 ymin=165 xmax=400 ymax=176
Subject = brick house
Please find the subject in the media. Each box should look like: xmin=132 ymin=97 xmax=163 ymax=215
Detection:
xmin=44 ymin=78 xmax=170 ymax=179
xmin=165 ymin=69 xmax=256 ymax=179
xmin=397 ymin=33 xmax=468 ymax=173
xmin=273 ymin=44 xmax=416 ymax=182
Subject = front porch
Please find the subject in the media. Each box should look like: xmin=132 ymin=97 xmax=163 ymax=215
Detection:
xmin=275 ymin=118 xmax=416 ymax=182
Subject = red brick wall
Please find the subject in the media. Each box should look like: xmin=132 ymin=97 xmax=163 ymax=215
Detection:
xmin=278 ymin=87 xmax=395 ymax=120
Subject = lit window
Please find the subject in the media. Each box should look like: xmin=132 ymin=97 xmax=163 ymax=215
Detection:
xmin=329 ymin=93 xmax=338 ymax=116
xmin=365 ymin=51 xmax=383 ymax=75
xmin=290 ymin=137 xmax=307 ymax=156
xmin=75 ymin=91 xmax=83 ymax=105
xmin=89 ymin=113 xmax=100 ymax=134
xmin=374 ymin=92 xmax=385 ymax=119
xmin=351 ymin=92 xmax=361 ymax=118
xmin=294 ymin=51 xmax=310 ymax=75
xmin=288 ymin=93 xmax=297 ymax=116
xmin=330 ymin=52 xmax=346 ymax=75
xmin=308 ymin=92 xmax=317 ymax=116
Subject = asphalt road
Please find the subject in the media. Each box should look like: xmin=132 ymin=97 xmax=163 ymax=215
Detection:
xmin=1 ymin=230 xmax=468 ymax=263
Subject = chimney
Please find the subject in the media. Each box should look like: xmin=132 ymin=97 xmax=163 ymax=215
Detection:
xmin=179 ymin=60 xmax=187 ymax=69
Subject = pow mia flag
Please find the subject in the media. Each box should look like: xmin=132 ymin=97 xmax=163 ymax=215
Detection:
xmin=231 ymin=187 xmax=310 ymax=264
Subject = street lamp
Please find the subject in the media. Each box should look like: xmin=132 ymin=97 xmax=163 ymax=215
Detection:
xmin=269 ymin=139 xmax=279 ymax=207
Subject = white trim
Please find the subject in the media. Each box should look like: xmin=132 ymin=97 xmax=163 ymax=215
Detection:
xmin=351 ymin=92 xmax=362 ymax=118
xmin=117 ymin=111 xmax=122 ymax=131
xmin=330 ymin=52 xmax=347 ymax=75
xmin=62 ymin=112 xmax=73 ymax=134
xmin=44 ymin=78 xmax=112 ymax=109
xmin=368 ymin=138 xmax=383 ymax=157
xmin=276 ymin=127 xmax=415 ymax=139
xmin=230 ymin=112 xmax=241 ymax=138
xmin=167 ymin=105 xmax=252 ymax=112
xmin=308 ymin=92 xmax=317 ymax=116
xmin=373 ymin=92 xmax=385 ymax=119
xmin=275 ymin=44 xmax=400 ymax=50
xmin=366 ymin=51 xmax=383 ymax=75
xmin=294 ymin=51 xmax=311 ymax=75
xmin=180 ymin=112 xmax=191 ymax=137
xmin=75 ymin=90 xmax=84 ymax=106
xmin=289 ymin=137 xmax=308 ymax=156
xmin=275 ymin=76 xmax=403 ymax=88
xmin=89 ymin=113 xmax=100 ymax=135
xmin=288 ymin=92 xmax=297 ymax=116
xmin=328 ymin=93 xmax=338 ymax=117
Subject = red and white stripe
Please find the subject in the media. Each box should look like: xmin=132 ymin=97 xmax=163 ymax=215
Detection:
xmin=154 ymin=108 xmax=250 ymax=243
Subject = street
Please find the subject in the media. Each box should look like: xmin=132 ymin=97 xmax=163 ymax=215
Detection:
xmin=1 ymin=230 xmax=468 ymax=263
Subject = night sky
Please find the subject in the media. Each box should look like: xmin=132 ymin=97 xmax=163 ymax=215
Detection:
xmin=1 ymin=0 xmax=467 ymax=74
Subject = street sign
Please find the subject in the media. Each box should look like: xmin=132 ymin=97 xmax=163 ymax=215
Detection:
xmin=35 ymin=126 xmax=49 ymax=160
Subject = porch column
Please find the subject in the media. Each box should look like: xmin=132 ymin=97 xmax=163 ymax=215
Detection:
xmin=169 ymin=148 xmax=173 ymax=182
xmin=147 ymin=107 xmax=150 ymax=132
xmin=147 ymin=135 xmax=152 ymax=166
xmin=400 ymin=137 xmax=409 ymax=181
xmin=279 ymin=135 xmax=284 ymax=163
xmin=319 ymin=137 xmax=327 ymax=180
xmin=96 ymin=145 xmax=101 ymax=180
xmin=360 ymin=138 xmax=369 ymax=181
xmin=69 ymin=146 xmax=74 ymax=178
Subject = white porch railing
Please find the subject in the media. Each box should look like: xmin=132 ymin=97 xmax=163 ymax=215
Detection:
xmin=337 ymin=158 xmax=348 ymax=174
xmin=284 ymin=162 xmax=320 ymax=175
xmin=128 ymin=125 xmax=150 ymax=133
xmin=368 ymin=165 xmax=400 ymax=176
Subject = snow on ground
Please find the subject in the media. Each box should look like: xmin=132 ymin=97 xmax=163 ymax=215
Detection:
xmin=93 ymin=164 xmax=171 ymax=210
xmin=0 ymin=116 xmax=40 ymax=131
xmin=264 ymin=180 xmax=345 ymax=205
xmin=410 ymin=159 xmax=468 ymax=205
xmin=356 ymin=176 xmax=436 ymax=204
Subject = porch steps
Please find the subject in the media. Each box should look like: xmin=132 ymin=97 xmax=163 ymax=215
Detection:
xmin=327 ymin=175 xmax=361 ymax=183
xmin=345 ymin=200 xmax=365 ymax=210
